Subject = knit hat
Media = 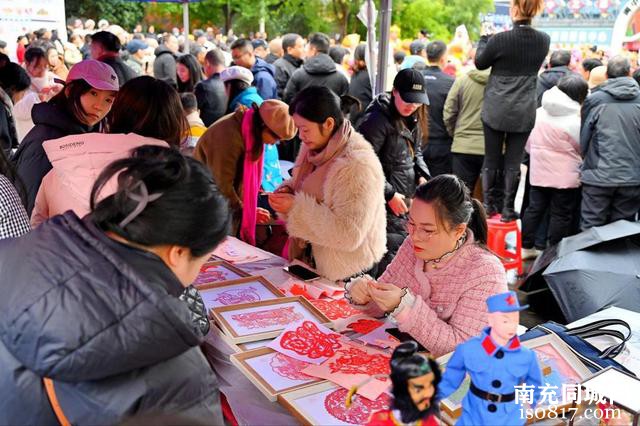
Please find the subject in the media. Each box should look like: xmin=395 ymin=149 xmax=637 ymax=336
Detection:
xmin=258 ymin=100 xmax=297 ymax=141
xmin=67 ymin=59 xmax=119 ymax=91
xmin=220 ymin=65 xmax=254 ymax=85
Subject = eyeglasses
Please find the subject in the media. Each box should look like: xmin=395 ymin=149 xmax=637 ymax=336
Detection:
xmin=406 ymin=221 xmax=437 ymax=240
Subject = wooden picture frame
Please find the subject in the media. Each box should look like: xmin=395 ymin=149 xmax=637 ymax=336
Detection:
xmin=198 ymin=275 xmax=285 ymax=312
xmin=278 ymin=380 xmax=391 ymax=426
xmin=230 ymin=347 xmax=326 ymax=401
xmin=193 ymin=260 xmax=249 ymax=288
xmin=437 ymin=333 xmax=592 ymax=423
xmin=211 ymin=297 xmax=332 ymax=344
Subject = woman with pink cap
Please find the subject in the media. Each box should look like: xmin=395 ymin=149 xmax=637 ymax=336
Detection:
xmin=13 ymin=59 xmax=119 ymax=216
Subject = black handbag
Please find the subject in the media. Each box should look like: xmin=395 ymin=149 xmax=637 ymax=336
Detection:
xmin=179 ymin=285 xmax=210 ymax=336
xmin=520 ymin=319 xmax=635 ymax=376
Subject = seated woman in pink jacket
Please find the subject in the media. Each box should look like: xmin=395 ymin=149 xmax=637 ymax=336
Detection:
xmin=31 ymin=76 xmax=187 ymax=226
xmin=346 ymin=175 xmax=507 ymax=357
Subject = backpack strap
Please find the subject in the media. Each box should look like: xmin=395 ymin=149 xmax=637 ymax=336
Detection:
xmin=43 ymin=377 xmax=71 ymax=426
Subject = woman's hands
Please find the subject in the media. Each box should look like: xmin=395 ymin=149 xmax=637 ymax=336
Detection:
xmin=349 ymin=279 xmax=404 ymax=313
xmin=268 ymin=192 xmax=295 ymax=214
xmin=256 ymin=207 xmax=271 ymax=224
xmin=368 ymin=281 xmax=404 ymax=313
xmin=388 ymin=192 xmax=408 ymax=216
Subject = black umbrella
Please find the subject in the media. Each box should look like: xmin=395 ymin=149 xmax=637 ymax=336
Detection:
xmin=542 ymin=220 xmax=640 ymax=322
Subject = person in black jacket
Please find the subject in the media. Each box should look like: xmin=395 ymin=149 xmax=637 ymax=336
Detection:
xmin=274 ymin=33 xmax=304 ymax=99
xmin=348 ymin=44 xmax=372 ymax=127
xmin=358 ymin=68 xmax=431 ymax=275
xmin=90 ymin=31 xmax=137 ymax=87
xmin=283 ymin=32 xmax=349 ymax=103
xmin=475 ymin=0 xmax=549 ymax=222
xmin=154 ymin=34 xmax=179 ymax=87
xmin=580 ymin=56 xmax=640 ymax=230
xmin=12 ymin=59 xmax=119 ymax=215
xmin=0 ymin=145 xmax=229 ymax=425
xmin=195 ymin=49 xmax=227 ymax=126
xmin=422 ymin=40 xmax=455 ymax=176
xmin=536 ymin=49 xmax=572 ymax=106
xmin=0 ymin=63 xmax=30 ymax=155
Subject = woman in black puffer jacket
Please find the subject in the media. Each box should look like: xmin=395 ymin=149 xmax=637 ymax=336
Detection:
xmin=0 ymin=146 xmax=230 ymax=425
xmin=475 ymin=0 xmax=549 ymax=222
xmin=358 ymin=68 xmax=431 ymax=275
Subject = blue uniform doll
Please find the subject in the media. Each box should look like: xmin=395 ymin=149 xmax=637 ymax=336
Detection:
xmin=438 ymin=291 xmax=543 ymax=425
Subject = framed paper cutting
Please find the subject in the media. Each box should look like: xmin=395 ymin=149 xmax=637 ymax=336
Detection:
xmin=230 ymin=347 xmax=326 ymax=401
xmin=436 ymin=333 xmax=592 ymax=423
xmin=198 ymin=276 xmax=284 ymax=312
xmin=278 ymin=381 xmax=391 ymax=426
xmin=193 ymin=261 xmax=249 ymax=287
xmin=211 ymin=297 xmax=332 ymax=344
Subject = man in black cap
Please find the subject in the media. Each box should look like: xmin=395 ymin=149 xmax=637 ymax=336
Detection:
xmin=358 ymin=68 xmax=431 ymax=275
xmin=399 ymin=40 xmax=427 ymax=70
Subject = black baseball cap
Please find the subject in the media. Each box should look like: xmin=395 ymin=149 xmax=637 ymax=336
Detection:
xmin=393 ymin=68 xmax=430 ymax=105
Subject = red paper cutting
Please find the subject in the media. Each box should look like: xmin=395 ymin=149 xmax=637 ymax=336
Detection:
xmin=310 ymin=299 xmax=361 ymax=320
xmin=213 ymin=287 xmax=261 ymax=305
xmin=231 ymin=306 xmax=304 ymax=330
xmin=268 ymin=353 xmax=313 ymax=381
xmin=279 ymin=321 xmax=342 ymax=359
xmin=328 ymin=346 xmax=390 ymax=376
xmin=347 ymin=318 xmax=384 ymax=335
xmin=324 ymin=387 xmax=390 ymax=424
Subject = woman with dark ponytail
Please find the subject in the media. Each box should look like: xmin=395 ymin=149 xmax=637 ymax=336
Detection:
xmin=0 ymin=146 xmax=229 ymax=424
xmin=346 ymin=174 xmax=507 ymax=357
xmin=269 ymin=86 xmax=387 ymax=282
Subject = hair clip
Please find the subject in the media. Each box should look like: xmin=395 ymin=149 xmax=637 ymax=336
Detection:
xmin=118 ymin=180 xmax=163 ymax=229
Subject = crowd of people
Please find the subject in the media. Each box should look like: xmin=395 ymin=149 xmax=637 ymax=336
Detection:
xmin=0 ymin=0 xmax=639 ymax=422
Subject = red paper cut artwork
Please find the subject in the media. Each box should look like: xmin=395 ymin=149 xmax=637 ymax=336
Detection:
xmin=280 ymin=321 xmax=342 ymax=359
xmin=347 ymin=318 xmax=384 ymax=335
xmin=324 ymin=387 xmax=390 ymax=424
xmin=213 ymin=286 xmax=261 ymax=305
xmin=310 ymin=299 xmax=361 ymax=320
xmin=231 ymin=306 xmax=304 ymax=330
xmin=195 ymin=264 xmax=240 ymax=285
xmin=268 ymin=353 xmax=313 ymax=381
xmin=328 ymin=346 xmax=390 ymax=376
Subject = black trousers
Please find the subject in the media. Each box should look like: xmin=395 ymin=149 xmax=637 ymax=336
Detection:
xmin=452 ymin=153 xmax=484 ymax=193
xmin=482 ymin=124 xmax=530 ymax=171
xmin=522 ymin=186 xmax=581 ymax=248
xmin=423 ymin=143 xmax=453 ymax=177
xmin=581 ymin=184 xmax=640 ymax=230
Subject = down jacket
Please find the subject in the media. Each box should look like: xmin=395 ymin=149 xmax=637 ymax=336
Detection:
xmin=580 ymin=77 xmax=640 ymax=187
xmin=526 ymin=86 xmax=582 ymax=189
xmin=31 ymin=133 xmax=168 ymax=227
xmin=283 ymin=53 xmax=349 ymax=103
xmin=12 ymin=101 xmax=95 ymax=215
xmin=0 ymin=212 xmax=222 ymax=425
xmin=357 ymin=94 xmax=431 ymax=239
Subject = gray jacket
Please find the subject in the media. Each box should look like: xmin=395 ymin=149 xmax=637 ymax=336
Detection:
xmin=580 ymin=77 xmax=640 ymax=187
xmin=0 ymin=212 xmax=222 ymax=425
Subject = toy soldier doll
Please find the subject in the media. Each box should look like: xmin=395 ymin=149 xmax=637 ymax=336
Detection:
xmin=367 ymin=341 xmax=441 ymax=426
xmin=438 ymin=291 xmax=543 ymax=425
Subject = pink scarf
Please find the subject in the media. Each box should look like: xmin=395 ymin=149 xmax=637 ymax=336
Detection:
xmin=239 ymin=108 xmax=263 ymax=245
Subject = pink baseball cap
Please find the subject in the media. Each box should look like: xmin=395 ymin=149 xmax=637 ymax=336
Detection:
xmin=66 ymin=59 xmax=120 ymax=91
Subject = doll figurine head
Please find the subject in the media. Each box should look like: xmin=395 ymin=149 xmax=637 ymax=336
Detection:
xmin=486 ymin=291 xmax=528 ymax=346
xmin=390 ymin=341 xmax=441 ymax=424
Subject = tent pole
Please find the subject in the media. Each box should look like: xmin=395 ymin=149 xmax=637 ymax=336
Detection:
xmin=376 ymin=0 xmax=392 ymax=94
xmin=183 ymin=1 xmax=190 ymax=53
